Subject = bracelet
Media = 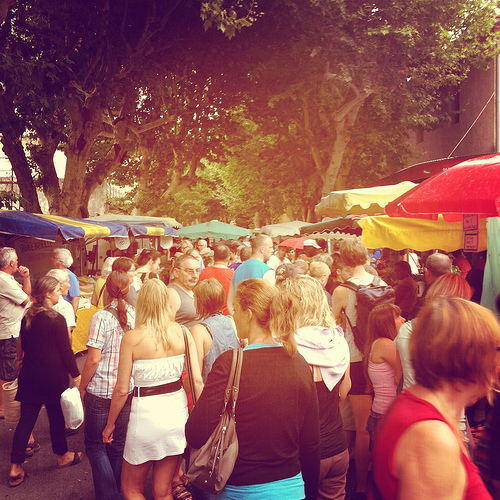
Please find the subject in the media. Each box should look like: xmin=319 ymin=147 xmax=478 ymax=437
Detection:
xmin=73 ymin=375 xmax=81 ymax=382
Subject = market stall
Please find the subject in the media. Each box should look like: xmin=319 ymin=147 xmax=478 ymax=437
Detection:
xmin=177 ymin=220 xmax=252 ymax=240
xmin=315 ymin=181 xmax=416 ymax=218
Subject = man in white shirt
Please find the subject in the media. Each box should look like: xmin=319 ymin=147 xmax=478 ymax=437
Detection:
xmin=0 ymin=247 xmax=31 ymax=418
xmin=267 ymin=245 xmax=291 ymax=271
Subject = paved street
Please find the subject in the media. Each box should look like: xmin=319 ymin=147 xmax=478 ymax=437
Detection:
xmin=0 ymin=353 xmax=152 ymax=499
xmin=0 ymin=353 xmax=359 ymax=499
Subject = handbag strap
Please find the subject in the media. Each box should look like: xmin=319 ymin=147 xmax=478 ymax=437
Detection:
xmin=222 ymin=348 xmax=243 ymax=415
xmin=182 ymin=325 xmax=197 ymax=406
xmin=230 ymin=348 xmax=243 ymax=414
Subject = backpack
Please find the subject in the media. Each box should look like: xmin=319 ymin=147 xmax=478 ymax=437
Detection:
xmin=340 ymin=276 xmax=395 ymax=353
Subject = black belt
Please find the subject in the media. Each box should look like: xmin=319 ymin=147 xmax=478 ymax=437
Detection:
xmin=132 ymin=379 xmax=182 ymax=398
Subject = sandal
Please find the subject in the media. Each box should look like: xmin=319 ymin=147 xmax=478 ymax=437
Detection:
xmin=57 ymin=452 xmax=82 ymax=468
xmin=25 ymin=442 xmax=41 ymax=457
xmin=9 ymin=472 xmax=27 ymax=487
xmin=172 ymin=482 xmax=192 ymax=500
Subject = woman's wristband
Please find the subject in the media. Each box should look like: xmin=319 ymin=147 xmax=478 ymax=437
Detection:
xmin=73 ymin=375 xmax=81 ymax=382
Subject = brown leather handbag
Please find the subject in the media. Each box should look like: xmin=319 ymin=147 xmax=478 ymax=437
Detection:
xmin=186 ymin=348 xmax=243 ymax=494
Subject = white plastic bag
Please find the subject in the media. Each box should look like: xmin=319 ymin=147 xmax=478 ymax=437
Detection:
xmin=60 ymin=387 xmax=84 ymax=429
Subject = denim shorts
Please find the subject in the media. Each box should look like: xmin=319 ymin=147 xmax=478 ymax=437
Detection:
xmin=0 ymin=337 xmax=18 ymax=381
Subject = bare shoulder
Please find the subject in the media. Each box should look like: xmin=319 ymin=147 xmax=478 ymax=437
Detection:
xmin=333 ymin=283 xmax=348 ymax=302
xmin=394 ymin=419 xmax=466 ymax=498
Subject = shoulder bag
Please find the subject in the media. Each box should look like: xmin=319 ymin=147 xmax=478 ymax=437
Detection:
xmin=182 ymin=325 xmax=198 ymax=406
xmin=186 ymin=347 xmax=243 ymax=494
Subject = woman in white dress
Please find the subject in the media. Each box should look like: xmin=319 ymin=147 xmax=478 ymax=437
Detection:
xmin=103 ymin=279 xmax=203 ymax=500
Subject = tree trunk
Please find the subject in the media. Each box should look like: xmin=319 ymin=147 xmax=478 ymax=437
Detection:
xmin=321 ymin=97 xmax=366 ymax=195
xmin=0 ymin=90 xmax=42 ymax=212
xmin=30 ymin=134 xmax=62 ymax=213
xmin=0 ymin=132 xmax=42 ymax=212
xmin=58 ymin=99 xmax=103 ymax=216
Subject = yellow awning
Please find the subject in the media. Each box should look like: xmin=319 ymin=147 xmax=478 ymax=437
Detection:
xmin=315 ymin=182 xmax=416 ymax=217
xmin=359 ymin=215 xmax=487 ymax=252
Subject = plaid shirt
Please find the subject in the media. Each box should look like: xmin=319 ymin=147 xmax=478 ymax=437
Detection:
xmin=86 ymin=300 xmax=135 ymax=399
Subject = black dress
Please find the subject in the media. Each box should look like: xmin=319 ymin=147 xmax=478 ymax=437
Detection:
xmin=11 ymin=309 xmax=80 ymax=464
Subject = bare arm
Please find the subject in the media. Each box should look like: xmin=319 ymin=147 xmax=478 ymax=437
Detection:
xmin=79 ymin=347 xmax=102 ymax=403
xmin=339 ymin=364 xmax=351 ymax=402
xmin=17 ymin=266 xmax=31 ymax=303
xmin=394 ymin=420 xmax=466 ymax=499
xmin=71 ymin=296 xmax=79 ymax=316
xmin=186 ymin=329 xmax=204 ymax=400
xmin=332 ymin=285 xmax=348 ymax=319
xmin=90 ymin=288 xmax=98 ymax=307
xmin=102 ymin=331 xmax=134 ymax=443
xmin=190 ymin=323 xmax=212 ymax=375
xmin=379 ymin=340 xmax=403 ymax=385
xmin=166 ymin=287 xmax=181 ymax=316
xmin=227 ymin=282 xmax=235 ymax=316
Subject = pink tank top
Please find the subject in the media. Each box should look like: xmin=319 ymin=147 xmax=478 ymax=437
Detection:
xmin=368 ymin=340 xmax=397 ymax=414
xmin=368 ymin=359 xmax=397 ymax=414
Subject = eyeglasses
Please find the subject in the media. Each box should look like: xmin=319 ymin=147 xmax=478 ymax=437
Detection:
xmin=179 ymin=268 xmax=199 ymax=275
xmin=127 ymin=269 xmax=136 ymax=274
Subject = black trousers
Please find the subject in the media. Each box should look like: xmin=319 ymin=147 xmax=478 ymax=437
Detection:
xmin=11 ymin=400 xmax=68 ymax=464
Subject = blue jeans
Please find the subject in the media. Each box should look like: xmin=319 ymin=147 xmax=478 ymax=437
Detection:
xmin=84 ymin=392 xmax=131 ymax=500
xmin=191 ymin=484 xmax=217 ymax=500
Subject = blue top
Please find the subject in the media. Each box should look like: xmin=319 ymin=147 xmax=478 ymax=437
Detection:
xmin=202 ymin=313 xmax=240 ymax=382
xmin=231 ymin=259 xmax=272 ymax=289
xmin=63 ymin=269 xmax=80 ymax=308
xmin=219 ymin=472 xmax=304 ymax=500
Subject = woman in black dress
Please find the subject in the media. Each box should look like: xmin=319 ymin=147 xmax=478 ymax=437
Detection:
xmin=9 ymin=276 xmax=82 ymax=487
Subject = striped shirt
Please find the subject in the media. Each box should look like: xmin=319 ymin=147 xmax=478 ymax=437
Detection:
xmin=86 ymin=300 xmax=135 ymax=399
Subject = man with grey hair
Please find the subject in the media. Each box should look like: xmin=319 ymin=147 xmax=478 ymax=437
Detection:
xmin=46 ymin=269 xmax=76 ymax=342
xmin=0 ymin=247 xmax=31 ymax=418
xmin=424 ymin=252 xmax=453 ymax=285
xmin=406 ymin=252 xmax=453 ymax=321
xmin=52 ymin=248 xmax=80 ymax=316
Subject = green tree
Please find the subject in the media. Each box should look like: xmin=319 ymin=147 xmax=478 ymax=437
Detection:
xmin=230 ymin=0 xmax=499 ymax=195
xmin=0 ymin=0 xmax=258 ymax=216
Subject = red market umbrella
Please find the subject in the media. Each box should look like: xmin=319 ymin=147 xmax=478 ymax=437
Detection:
xmin=385 ymin=154 xmax=500 ymax=221
xmin=279 ymin=237 xmax=306 ymax=249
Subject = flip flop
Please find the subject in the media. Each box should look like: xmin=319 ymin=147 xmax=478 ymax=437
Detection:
xmin=25 ymin=443 xmax=41 ymax=457
xmin=172 ymin=482 xmax=192 ymax=500
xmin=9 ymin=472 xmax=27 ymax=487
xmin=57 ymin=452 xmax=82 ymax=469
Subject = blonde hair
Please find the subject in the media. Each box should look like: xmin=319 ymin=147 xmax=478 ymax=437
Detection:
xmin=136 ymin=279 xmax=176 ymax=349
xmin=279 ymin=275 xmax=336 ymax=329
xmin=309 ymin=261 xmax=330 ymax=280
xmin=235 ymin=279 xmax=298 ymax=356
xmin=411 ymin=297 xmax=500 ymax=395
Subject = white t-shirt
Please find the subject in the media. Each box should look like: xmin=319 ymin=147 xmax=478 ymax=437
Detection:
xmin=53 ymin=296 xmax=76 ymax=329
xmin=0 ymin=271 xmax=28 ymax=340
xmin=267 ymin=254 xmax=291 ymax=271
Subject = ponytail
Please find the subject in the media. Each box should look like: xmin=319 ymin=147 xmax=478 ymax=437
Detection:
xmin=106 ymin=271 xmax=130 ymax=328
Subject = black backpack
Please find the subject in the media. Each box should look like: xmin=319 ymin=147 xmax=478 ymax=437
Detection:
xmin=340 ymin=276 xmax=395 ymax=353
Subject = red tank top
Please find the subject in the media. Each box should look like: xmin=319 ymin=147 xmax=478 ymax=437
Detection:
xmin=373 ymin=390 xmax=491 ymax=499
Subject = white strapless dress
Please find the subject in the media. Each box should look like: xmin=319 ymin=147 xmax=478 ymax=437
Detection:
xmin=123 ymin=355 xmax=188 ymax=465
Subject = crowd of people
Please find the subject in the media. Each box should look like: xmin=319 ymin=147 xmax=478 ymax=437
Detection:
xmin=0 ymin=235 xmax=499 ymax=500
